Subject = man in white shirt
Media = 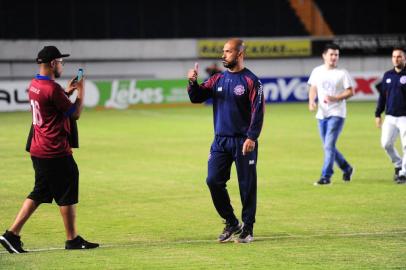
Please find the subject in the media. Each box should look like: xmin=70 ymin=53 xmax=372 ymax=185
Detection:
xmin=308 ymin=43 xmax=354 ymax=185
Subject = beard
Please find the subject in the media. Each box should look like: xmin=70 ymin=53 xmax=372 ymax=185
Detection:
xmin=222 ymin=58 xmax=238 ymax=69
xmin=54 ymin=69 xmax=61 ymax=78
xmin=395 ymin=62 xmax=405 ymax=70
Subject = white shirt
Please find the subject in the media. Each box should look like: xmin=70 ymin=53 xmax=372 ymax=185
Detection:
xmin=308 ymin=64 xmax=354 ymax=119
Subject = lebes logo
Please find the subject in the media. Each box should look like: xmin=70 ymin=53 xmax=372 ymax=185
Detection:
xmin=105 ymin=80 xmax=164 ymax=109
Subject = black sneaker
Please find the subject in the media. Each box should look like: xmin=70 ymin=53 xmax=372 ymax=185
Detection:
xmin=0 ymin=230 xmax=27 ymax=254
xmin=314 ymin=178 xmax=331 ymax=186
xmin=396 ymin=175 xmax=406 ymax=184
xmin=218 ymin=222 xmax=242 ymax=243
xmin=343 ymin=167 xmax=354 ymax=181
xmin=394 ymin=167 xmax=401 ymax=181
xmin=235 ymin=227 xmax=254 ymax=243
xmin=65 ymin=235 xmax=99 ymax=250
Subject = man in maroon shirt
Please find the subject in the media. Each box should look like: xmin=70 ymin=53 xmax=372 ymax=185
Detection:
xmin=0 ymin=46 xmax=98 ymax=253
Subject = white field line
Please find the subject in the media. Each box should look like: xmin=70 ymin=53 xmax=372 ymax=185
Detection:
xmin=1 ymin=230 xmax=405 ymax=254
xmin=136 ymin=110 xmax=207 ymax=119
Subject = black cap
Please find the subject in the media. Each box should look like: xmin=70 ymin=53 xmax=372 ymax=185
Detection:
xmin=36 ymin=46 xmax=70 ymax=64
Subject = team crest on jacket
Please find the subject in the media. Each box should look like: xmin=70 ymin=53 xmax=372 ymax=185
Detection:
xmin=400 ymin=76 xmax=406 ymax=84
xmin=234 ymin=85 xmax=245 ymax=95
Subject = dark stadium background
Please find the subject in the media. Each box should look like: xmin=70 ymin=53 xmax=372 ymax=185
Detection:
xmin=0 ymin=0 xmax=404 ymax=39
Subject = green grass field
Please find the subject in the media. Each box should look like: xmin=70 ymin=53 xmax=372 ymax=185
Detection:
xmin=0 ymin=102 xmax=405 ymax=269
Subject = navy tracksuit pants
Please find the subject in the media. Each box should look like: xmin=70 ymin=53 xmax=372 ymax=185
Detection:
xmin=206 ymin=135 xmax=258 ymax=230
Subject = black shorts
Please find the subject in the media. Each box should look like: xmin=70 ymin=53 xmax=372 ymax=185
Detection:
xmin=28 ymin=155 xmax=79 ymax=206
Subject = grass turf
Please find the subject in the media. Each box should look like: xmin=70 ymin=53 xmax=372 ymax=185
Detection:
xmin=0 ymin=102 xmax=405 ymax=269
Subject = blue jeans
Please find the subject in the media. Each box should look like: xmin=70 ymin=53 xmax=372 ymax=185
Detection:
xmin=318 ymin=116 xmax=351 ymax=179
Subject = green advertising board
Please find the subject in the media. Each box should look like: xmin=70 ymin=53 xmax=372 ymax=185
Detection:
xmin=88 ymin=79 xmax=190 ymax=109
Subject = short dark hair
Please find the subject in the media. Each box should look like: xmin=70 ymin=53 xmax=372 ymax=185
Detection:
xmin=393 ymin=47 xmax=405 ymax=54
xmin=323 ymin=43 xmax=340 ymax=54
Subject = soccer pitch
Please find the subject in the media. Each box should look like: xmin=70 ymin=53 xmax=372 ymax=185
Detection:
xmin=0 ymin=102 xmax=405 ymax=269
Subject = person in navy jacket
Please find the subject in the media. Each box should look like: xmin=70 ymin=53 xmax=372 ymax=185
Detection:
xmin=375 ymin=47 xmax=406 ymax=184
xmin=187 ymin=39 xmax=264 ymax=243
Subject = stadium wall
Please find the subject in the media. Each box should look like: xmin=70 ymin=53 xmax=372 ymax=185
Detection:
xmin=0 ymin=39 xmax=394 ymax=79
xmin=0 ymin=39 xmax=392 ymax=111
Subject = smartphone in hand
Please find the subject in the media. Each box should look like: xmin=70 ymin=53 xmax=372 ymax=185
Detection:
xmin=74 ymin=68 xmax=84 ymax=82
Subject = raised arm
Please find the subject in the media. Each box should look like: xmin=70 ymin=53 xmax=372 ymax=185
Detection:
xmin=71 ymin=76 xmax=85 ymax=120
xmin=187 ymin=63 xmax=217 ymax=103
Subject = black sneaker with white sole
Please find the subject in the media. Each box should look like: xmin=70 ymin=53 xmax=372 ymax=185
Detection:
xmin=218 ymin=222 xmax=242 ymax=243
xmin=235 ymin=227 xmax=254 ymax=243
xmin=65 ymin=235 xmax=99 ymax=250
xmin=314 ymin=178 xmax=331 ymax=186
xmin=0 ymin=230 xmax=27 ymax=254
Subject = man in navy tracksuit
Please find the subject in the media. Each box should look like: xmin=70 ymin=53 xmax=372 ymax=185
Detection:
xmin=375 ymin=47 xmax=406 ymax=184
xmin=187 ymin=39 xmax=264 ymax=243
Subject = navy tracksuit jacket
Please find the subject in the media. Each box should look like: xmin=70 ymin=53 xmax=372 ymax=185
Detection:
xmin=188 ymin=68 xmax=265 ymax=229
xmin=375 ymin=67 xmax=406 ymax=117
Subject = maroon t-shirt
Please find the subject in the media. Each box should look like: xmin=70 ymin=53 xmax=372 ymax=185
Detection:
xmin=28 ymin=76 xmax=73 ymax=158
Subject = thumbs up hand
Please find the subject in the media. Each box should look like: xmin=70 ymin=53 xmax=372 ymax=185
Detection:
xmin=187 ymin=62 xmax=199 ymax=83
